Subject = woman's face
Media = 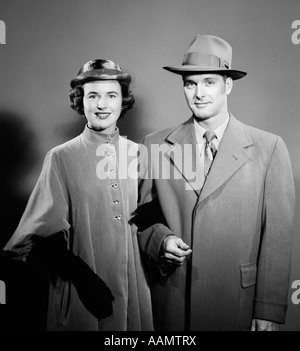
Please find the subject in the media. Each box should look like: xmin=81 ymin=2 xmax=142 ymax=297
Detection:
xmin=83 ymin=80 xmax=122 ymax=134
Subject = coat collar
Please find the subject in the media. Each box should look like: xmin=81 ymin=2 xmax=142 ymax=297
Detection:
xmin=165 ymin=114 xmax=253 ymax=198
xmin=165 ymin=117 xmax=203 ymax=192
xmin=166 ymin=116 xmax=195 ymax=145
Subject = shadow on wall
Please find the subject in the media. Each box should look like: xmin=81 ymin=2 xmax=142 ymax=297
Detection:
xmin=0 ymin=110 xmax=38 ymax=249
xmin=55 ymin=111 xmax=87 ymax=142
xmin=0 ymin=111 xmax=48 ymax=331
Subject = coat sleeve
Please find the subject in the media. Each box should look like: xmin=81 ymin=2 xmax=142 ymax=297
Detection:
xmin=4 ymin=150 xmax=70 ymax=260
xmin=253 ymin=136 xmax=295 ymax=324
xmin=136 ymin=138 xmax=174 ymax=272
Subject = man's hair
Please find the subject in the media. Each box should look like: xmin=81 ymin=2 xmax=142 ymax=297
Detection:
xmin=181 ymin=73 xmax=232 ymax=84
xmin=69 ymin=80 xmax=135 ymax=118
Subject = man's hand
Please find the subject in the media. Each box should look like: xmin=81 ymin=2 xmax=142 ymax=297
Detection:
xmin=251 ymin=319 xmax=279 ymax=331
xmin=161 ymin=235 xmax=192 ymax=266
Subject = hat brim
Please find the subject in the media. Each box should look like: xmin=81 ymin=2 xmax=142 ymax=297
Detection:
xmin=163 ymin=66 xmax=247 ymax=80
xmin=71 ymin=72 xmax=131 ymax=88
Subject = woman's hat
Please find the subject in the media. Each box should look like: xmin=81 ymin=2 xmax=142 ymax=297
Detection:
xmin=70 ymin=59 xmax=131 ymax=88
xmin=163 ymin=34 xmax=247 ymax=80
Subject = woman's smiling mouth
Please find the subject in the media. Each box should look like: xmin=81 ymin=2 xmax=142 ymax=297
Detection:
xmin=95 ymin=112 xmax=111 ymax=119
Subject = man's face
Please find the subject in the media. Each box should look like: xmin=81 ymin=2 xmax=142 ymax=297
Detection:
xmin=183 ymin=73 xmax=232 ymax=122
xmin=83 ymin=80 xmax=122 ymax=134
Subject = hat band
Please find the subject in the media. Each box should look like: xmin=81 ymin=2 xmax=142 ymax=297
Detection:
xmin=182 ymin=53 xmax=230 ymax=69
xmin=79 ymin=68 xmax=124 ymax=78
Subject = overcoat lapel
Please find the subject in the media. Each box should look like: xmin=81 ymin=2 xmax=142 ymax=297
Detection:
xmin=199 ymin=115 xmax=253 ymax=203
xmin=164 ymin=115 xmax=253 ymax=198
xmin=166 ymin=117 xmax=203 ymax=195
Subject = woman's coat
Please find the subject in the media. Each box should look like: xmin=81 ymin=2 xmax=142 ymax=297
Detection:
xmin=5 ymin=126 xmax=153 ymax=331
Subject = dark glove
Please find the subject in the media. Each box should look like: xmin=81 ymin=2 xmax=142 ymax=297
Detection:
xmin=28 ymin=232 xmax=114 ymax=320
xmin=71 ymin=255 xmax=114 ymax=320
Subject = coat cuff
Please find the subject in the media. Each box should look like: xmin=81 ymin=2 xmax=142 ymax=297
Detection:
xmin=253 ymin=299 xmax=288 ymax=324
xmin=146 ymin=224 xmax=174 ymax=266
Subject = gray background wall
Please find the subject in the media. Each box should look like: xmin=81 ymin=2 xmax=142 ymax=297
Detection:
xmin=0 ymin=0 xmax=299 ymax=330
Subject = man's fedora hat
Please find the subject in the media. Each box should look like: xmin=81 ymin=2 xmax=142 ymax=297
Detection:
xmin=71 ymin=59 xmax=131 ymax=88
xmin=163 ymin=34 xmax=247 ymax=80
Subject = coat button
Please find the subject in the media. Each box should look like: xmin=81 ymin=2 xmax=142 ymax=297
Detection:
xmin=112 ymin=183 xmax=118 ymax=188
xmin=113 ymin=200 xmax=120 ymax=205
xmin=115 ymin=215 xmax=122 ymax=220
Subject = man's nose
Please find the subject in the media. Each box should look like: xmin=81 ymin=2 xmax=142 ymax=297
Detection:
xmin=195 ymin=84 xmax=205 ymax=99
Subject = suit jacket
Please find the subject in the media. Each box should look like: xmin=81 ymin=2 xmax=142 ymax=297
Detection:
xmin=137 ymin=114 xmax=295 ymax=331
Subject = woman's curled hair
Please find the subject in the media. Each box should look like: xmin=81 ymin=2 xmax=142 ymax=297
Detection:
xmin=69 ymin=79 xmax=135 ymax=119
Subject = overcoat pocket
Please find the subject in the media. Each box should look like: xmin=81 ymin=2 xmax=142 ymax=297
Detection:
xmin=238 ymin=262 xmax=257 ymax=330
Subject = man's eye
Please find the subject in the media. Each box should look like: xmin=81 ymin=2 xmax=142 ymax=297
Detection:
xmin=89 ymin=95 xmax=96 ymax=99
xmin=184 ymin=82 xmax=195 ymax=88
xmin=207 ymin=80 xmax=215 ymax=85
xmin=108 ymin=95 xmax=116 ymax=99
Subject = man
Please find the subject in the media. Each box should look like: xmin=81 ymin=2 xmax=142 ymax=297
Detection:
xmin=135 ymin=35 xmax=295 ymax=331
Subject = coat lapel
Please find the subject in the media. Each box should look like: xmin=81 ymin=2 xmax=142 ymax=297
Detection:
xmin=199 ymin=115 xmax=253 ymax=203
xmin=166 ymin=117 xmax=204 ymax=195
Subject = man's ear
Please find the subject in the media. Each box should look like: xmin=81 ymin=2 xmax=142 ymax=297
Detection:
xmin=225 ymin=77 xmax=233 ymax=95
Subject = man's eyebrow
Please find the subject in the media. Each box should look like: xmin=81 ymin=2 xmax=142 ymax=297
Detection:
xmin=183 ymin=78 xmax=195 ymax=83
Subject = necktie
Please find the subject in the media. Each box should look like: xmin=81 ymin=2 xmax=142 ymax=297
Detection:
xmin=204 ymin=130 xmax=217 ymax=177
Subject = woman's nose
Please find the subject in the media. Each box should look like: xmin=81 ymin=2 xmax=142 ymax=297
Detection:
xmin=97 ymin=98 xmax=107 ymax=109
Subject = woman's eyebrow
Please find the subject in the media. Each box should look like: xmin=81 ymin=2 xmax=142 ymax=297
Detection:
xmin=106 ymin=91 xmax=120 ymax=94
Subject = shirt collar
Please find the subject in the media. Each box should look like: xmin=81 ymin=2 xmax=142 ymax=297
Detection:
xmin=194 ymin=114 xmax=230 ymax=146
xmin=82 ymin=124 xmax=120 ymax=144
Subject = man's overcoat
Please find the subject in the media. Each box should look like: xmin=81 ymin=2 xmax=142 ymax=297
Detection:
xmin=137 ymin=115 xmax=295 ymax=331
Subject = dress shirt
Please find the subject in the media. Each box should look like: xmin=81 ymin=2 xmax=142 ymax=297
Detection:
xmin=194 ymin=114 xmax=230 ymax=164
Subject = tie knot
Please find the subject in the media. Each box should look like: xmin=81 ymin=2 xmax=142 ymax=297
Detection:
xmin=204 ymin=130 xmax=216 ymax=143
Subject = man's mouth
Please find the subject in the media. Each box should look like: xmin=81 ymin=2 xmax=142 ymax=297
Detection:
xmin=194 ymin=102 xmax=210 ymax=107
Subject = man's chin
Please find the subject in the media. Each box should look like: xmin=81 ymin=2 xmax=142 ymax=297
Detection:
xmin=193 ymin=115 xmax=211 ymax=121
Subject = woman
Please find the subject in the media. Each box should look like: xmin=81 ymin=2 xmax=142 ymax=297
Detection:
xmin=4 ymin=59 xmax=153 ymax=331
